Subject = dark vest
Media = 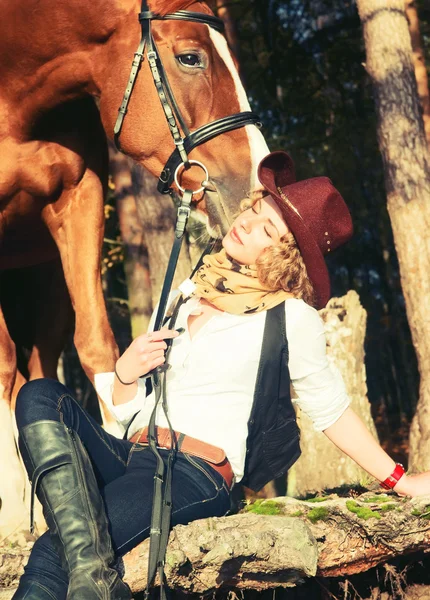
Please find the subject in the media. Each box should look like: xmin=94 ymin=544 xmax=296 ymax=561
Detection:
xmin=241 ymin=302 xmax=301 ymax=492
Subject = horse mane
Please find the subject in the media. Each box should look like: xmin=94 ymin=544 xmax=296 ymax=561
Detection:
xmin=150 ymin=0 xmax=214 ymax=18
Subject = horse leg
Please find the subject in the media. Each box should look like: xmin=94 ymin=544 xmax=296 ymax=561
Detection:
xmin=9 ymin=260 xmax=75 ymax=535
xmin=23 ymin=259 xmax=75 ymax=381
xmin=42 ymin=169 xmax=121 ymax=435
xmin=0 ymin=305 xmax=29 ymax=543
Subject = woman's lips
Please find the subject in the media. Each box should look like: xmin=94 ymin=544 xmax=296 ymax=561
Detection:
xmin=230 ymin=227 xmax=243 ymax=244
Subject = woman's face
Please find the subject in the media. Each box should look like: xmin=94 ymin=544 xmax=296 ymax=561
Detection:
xmin=222 ymin=196 xmax=289 ymax=265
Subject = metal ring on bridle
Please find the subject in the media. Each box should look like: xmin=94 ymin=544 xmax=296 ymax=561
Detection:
xmin=174 ymin=160 xmax=209 ymax=195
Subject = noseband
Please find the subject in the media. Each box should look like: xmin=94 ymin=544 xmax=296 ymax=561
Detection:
xmin=113 ymin=0 xmax=261 ymax=194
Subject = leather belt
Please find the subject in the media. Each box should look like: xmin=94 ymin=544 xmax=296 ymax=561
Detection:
xmin=129 ymin=426 xmax=234 ymax=489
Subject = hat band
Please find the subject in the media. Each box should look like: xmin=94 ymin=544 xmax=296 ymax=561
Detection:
xmin=277 ymin=186 xmax=303 ymax=220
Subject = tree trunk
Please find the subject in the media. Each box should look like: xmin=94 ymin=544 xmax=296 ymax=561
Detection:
xmin=288 ymin=291 xmax=378 ymax=496
xmin=405 ymin=0 xmax=430 ymax=147
xmin=356 ymin=0 xmax=430 ymax=472
xmin=131 ymin=166 xmax=192 ymax=305
xmin=108 ymin=144 xmax=152 ymax=336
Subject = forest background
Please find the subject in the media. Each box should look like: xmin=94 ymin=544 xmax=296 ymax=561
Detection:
xmin=64 ymin=0 xmax=430 ymax=469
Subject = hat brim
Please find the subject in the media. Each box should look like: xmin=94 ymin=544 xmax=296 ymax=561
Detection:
xmin=258 ymin=152 xmax=330 ymax=309
xmin=273 ymin=199 xmax=331 ymax=309
xmin=258 ymin=151 xmax=296 ymax=195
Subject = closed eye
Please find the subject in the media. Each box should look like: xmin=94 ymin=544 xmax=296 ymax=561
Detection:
xmin=251 ymin=202 xmax=273 ymax=238
xmin=251 ymin=200 xmax=261 ymax=214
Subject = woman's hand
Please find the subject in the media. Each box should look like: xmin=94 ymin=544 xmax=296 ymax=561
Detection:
xmin=394 ymin=472 xmax=430 ymax=497
xmin=115 ymin=328 xmax=180 ymax=385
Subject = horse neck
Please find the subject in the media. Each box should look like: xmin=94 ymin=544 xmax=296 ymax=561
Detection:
xmin=2 ymin=0 xmax=138 ymax=133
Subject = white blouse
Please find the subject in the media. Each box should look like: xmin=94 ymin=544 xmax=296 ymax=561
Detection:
xmin=95 ymin=296 xmax=350 ymax=482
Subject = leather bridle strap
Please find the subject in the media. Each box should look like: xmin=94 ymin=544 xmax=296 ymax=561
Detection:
xmin=113 ymin=36 xmax=147 ymax=149
xmin=143 ymin=189 xmax=192 ymax=599
xmin=152 ymin=192 xmax=192 ymax=332
xmin=113 ymin=1 xmax=261 ymax=193
xmin=158 ymin=111 xmax=261 ymax=193
xmin=144 ymin=15 xmax=189 ymax=166
xmin=113 ymin=1 xmax=224 ymax=153
xmin=148 ymin=8 xmax=225 ymax=31
xmin=144 ymin=239 xmax=218 ymax=600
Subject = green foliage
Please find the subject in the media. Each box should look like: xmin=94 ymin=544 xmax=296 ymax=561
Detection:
xmin=346 ymin=500 xmax=381 ymax=520
xmin=306 ymin=507 xmax=329 ymax=523
xmin=290 ymin=510 xmax=304 ymax=517
xmin=411 ymin=505 xmax=430 ymax=519
xmin=304 ymin=496 xmax=331 ymax=503
xmin=362 ymin=495 xmax=393 ymax=504
xmin=244 ymin=499 xmax=283 ymax=516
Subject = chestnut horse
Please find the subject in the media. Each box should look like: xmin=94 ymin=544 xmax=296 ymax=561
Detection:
xmin=0 ymin=0 xmax=269 ymax=539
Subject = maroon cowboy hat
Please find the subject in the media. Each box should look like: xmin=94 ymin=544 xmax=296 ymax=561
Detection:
xmin=258 ymin=151 xmax=353 ymax=309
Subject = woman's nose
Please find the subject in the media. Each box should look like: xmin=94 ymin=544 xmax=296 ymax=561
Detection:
xmin=239 ymin=214 xmax=258 ymax=233
xmin=239 ymin=217 xmax=251 ymax=233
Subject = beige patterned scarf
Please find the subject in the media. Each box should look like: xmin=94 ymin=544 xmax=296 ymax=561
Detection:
xmin=191 ymin=249 xmax=292 ymax=314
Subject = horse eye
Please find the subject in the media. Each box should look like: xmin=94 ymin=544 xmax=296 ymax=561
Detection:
xmin=177 ymin=53 xmax=202 ymax=68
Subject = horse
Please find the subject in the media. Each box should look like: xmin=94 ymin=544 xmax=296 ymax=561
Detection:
xmin=0 ymin=0 xmax=269 ymax=540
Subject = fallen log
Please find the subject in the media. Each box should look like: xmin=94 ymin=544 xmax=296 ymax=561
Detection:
xmin=124 ymin=513 xmax=318 ymax=595
xmin=2 ymin=492 xmax=430 ymax=596
xmin=120 ymin=491 xmax=430 ymax=595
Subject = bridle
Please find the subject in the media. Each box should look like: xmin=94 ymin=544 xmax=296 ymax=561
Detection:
xmin=113 ymin=0 xmax=261 ymax=195
xmin=114 ymin=6 xmax=262 ymax=596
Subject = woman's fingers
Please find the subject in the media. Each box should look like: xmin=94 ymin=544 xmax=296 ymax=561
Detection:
xmin=139 ymin=341 xmax=167 ymax=353
xmin=151 ymin=355 xmax=167 ymax=369
xmin=147 ymin=349 xmax=166 ymax=360
xmin=147 ymin=328 xmax=180 ymax=342
xmin=139 ymin=348 xmax=166 ymax=365
xmin=135 ymin=328 xmax=179 ymax=351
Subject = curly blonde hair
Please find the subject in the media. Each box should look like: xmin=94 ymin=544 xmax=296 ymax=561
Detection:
xmin=239 ymin=196 xmax=317 ymax=307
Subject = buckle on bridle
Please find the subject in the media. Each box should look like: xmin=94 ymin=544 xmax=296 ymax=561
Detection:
xmin=132 ymin=52 xmax=144 ymax=67
xmin=174 ymin=160 xmax=209 ymax=195
xmin=147 ymin=50 xmax=156 ymax=60
xmin=178 ymin=205 xmax=191 ymax=218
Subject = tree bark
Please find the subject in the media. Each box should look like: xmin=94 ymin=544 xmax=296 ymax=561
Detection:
xmin=405 ymin=0 xmax=430 ymax=147
xmin=355 ymin=0 xmax=430 ymax=472
xmin=288 ymin=291 xmax=378 ymax=496
xmin=108 ymin=144 xmax=152 ymax=336
xmin=131 ymin=165 xmax=192 ymax=306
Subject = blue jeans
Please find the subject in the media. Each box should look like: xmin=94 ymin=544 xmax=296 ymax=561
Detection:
xmin=14 ymin=378 xmax=231 ymax=599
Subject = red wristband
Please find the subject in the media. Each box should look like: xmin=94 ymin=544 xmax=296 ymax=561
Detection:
xmin=380 ymin=463 xmax=405 ymax=490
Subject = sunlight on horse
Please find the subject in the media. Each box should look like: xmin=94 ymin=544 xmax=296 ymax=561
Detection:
xmin=0 ymin=0 xmax=269 ymax=541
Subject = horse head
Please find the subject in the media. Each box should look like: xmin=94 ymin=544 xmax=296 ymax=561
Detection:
xmin=98 ymin=0 xmax=270 ymax=234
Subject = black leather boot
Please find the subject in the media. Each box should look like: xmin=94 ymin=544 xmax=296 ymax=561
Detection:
xmin=12 ymin=581 xmax=58 ymax=599
xmin=19 ymin=420 xmax=132 ymax=599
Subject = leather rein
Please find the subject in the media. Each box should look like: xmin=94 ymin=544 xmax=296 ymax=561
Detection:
xmin=113 ymin=5 xmax=260 ymax=596
xmin=113 ymin=0 xmax=261 ymax=195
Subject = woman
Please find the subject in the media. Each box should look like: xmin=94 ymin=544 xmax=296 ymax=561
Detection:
xmin=13 ymin=151 xmax=430 ymax=600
